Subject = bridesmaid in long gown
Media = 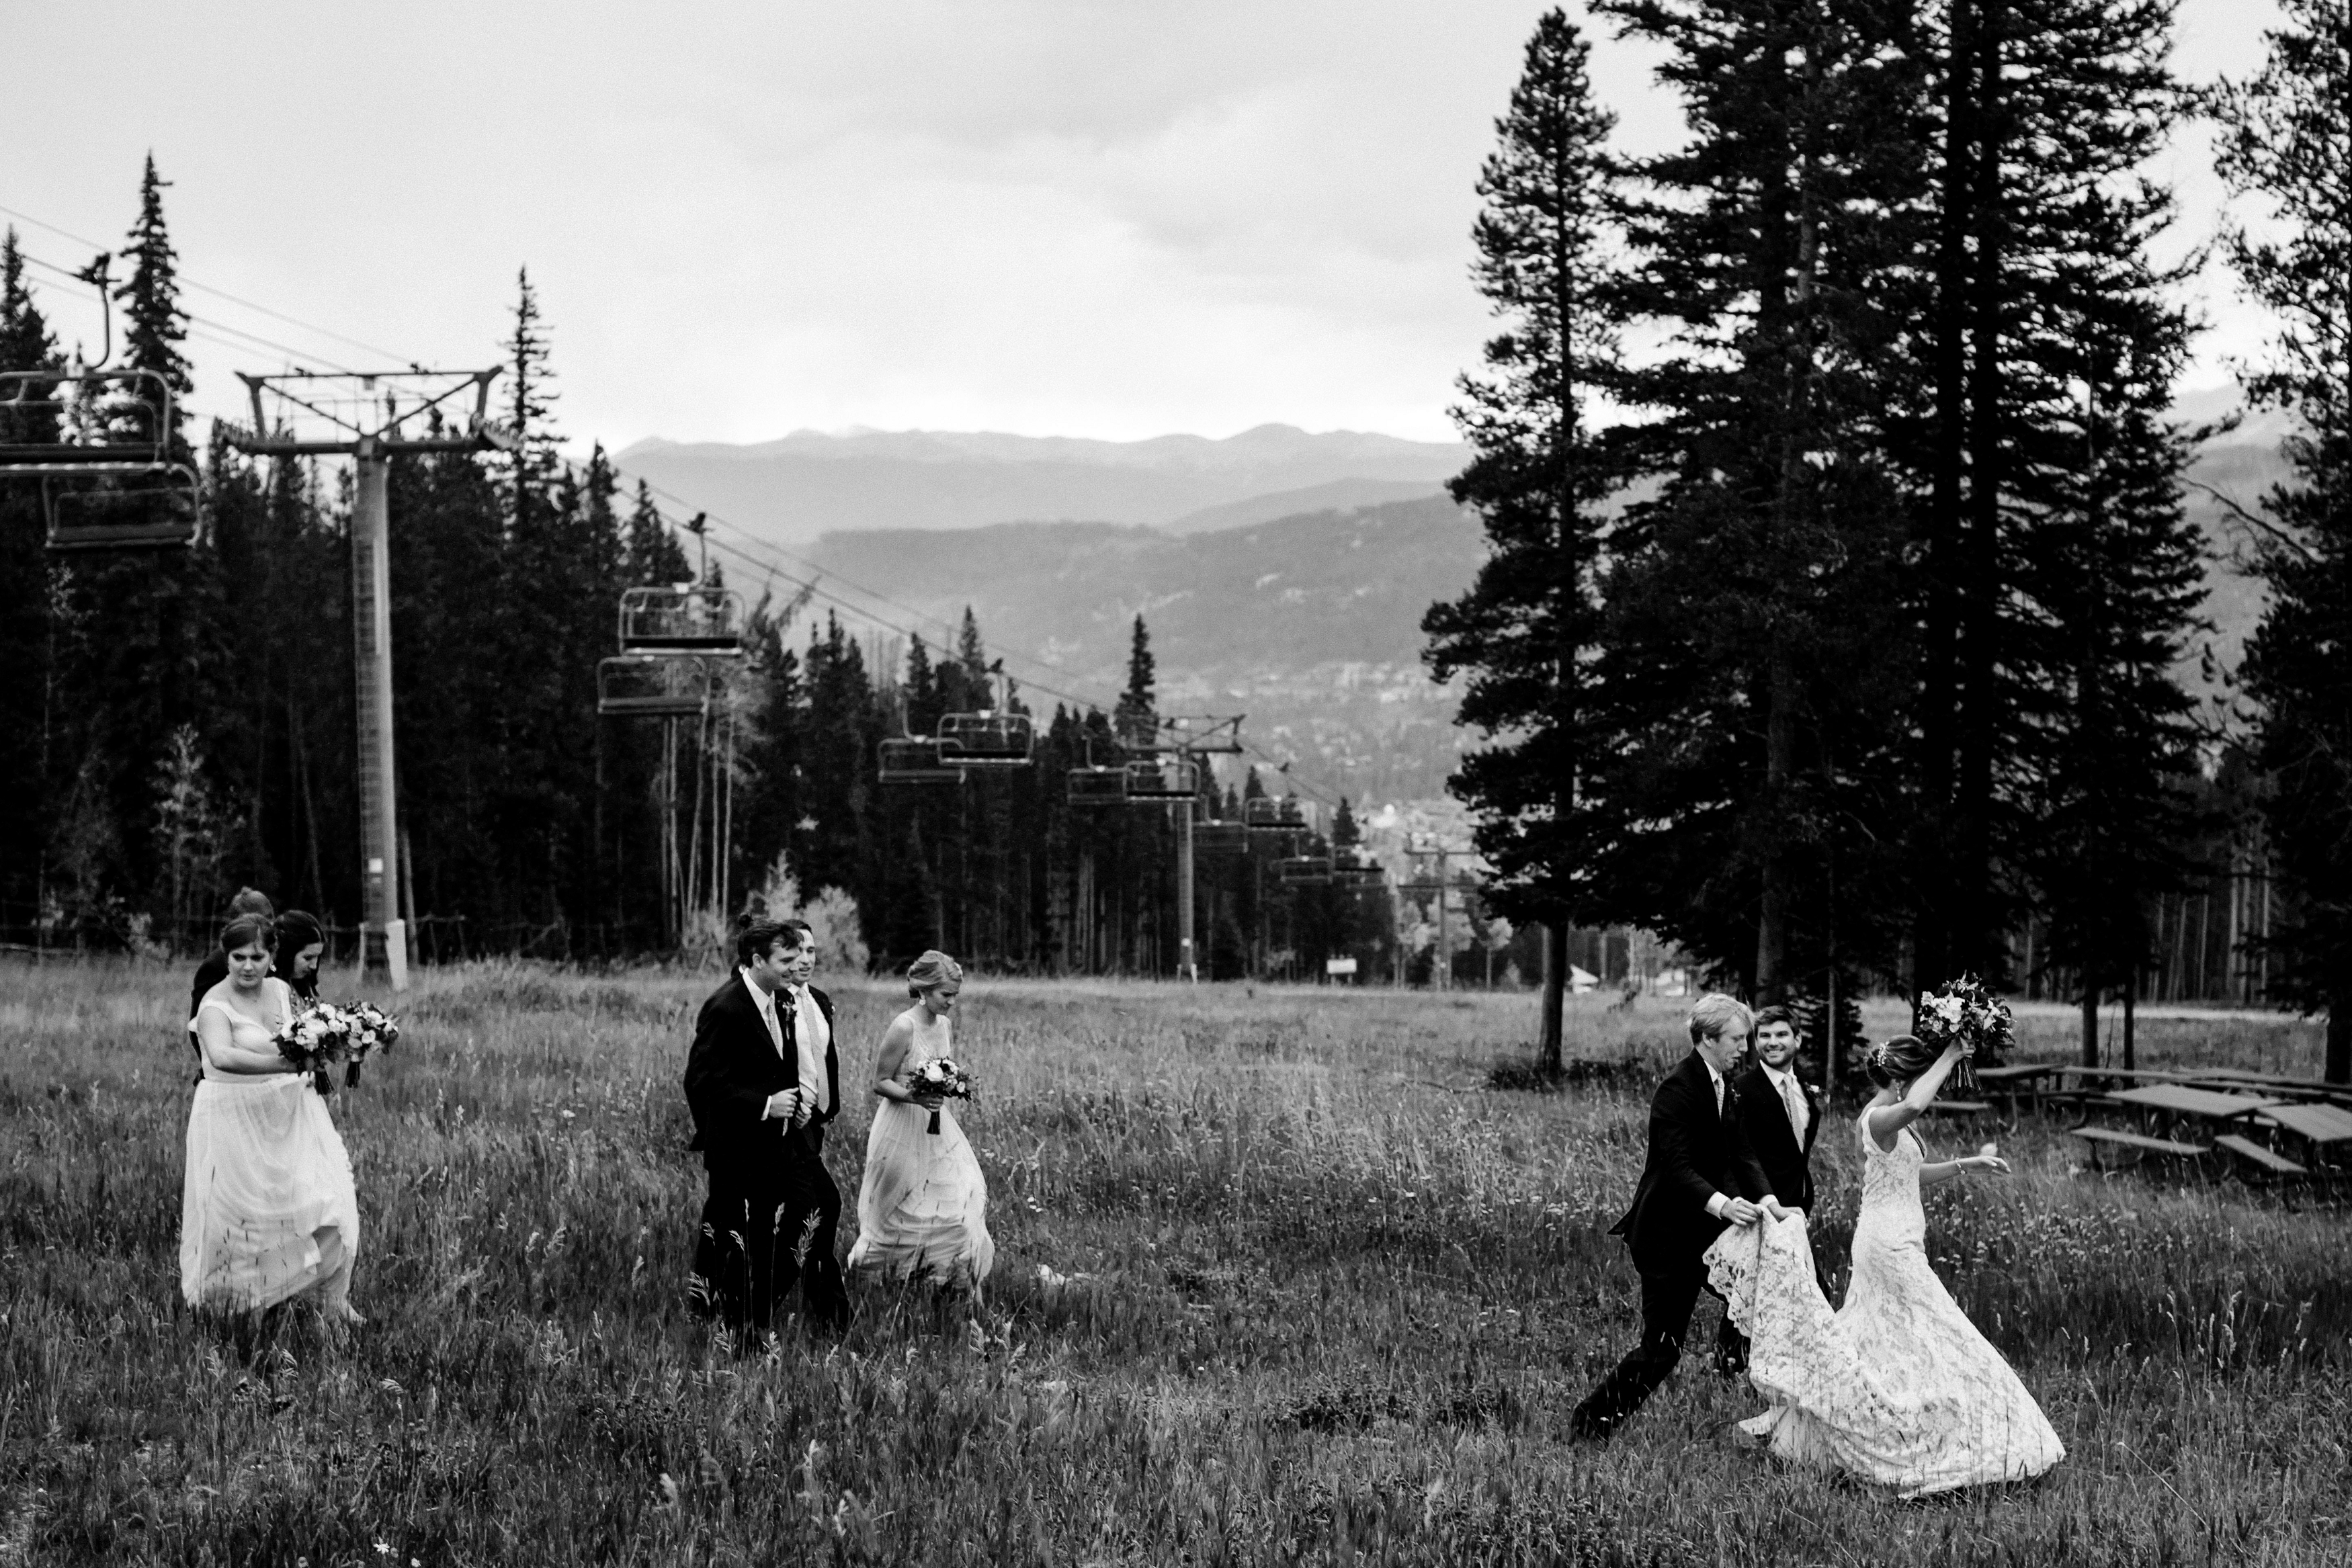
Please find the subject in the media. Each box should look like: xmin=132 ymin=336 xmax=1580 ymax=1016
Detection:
xmin=847 ymin=950 xmax=995 ymax=1290
xmin=182 ymin=915 xmax=364 ymax=1325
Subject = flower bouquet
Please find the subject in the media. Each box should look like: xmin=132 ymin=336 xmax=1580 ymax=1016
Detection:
xmin=1911 ymin=975 xmax=2012 ymax=1094
xmin=273 ymin=1000 xmax=401 ymax=1091
xmin=910 ymin=1056 xmax=972 ymax=1134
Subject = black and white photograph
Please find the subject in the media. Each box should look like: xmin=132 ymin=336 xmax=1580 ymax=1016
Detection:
xmin=3 ymin=0 xmax=2349 ymax=1561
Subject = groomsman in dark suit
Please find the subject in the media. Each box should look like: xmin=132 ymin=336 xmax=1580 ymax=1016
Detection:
xmin=1715 ymin=1003 xmax=1826 ymax=1372
xmin=1570 ymin=993 xmax=1790 ymax=1440
xmin=683 ymin=919 xmax=848 ymax=1340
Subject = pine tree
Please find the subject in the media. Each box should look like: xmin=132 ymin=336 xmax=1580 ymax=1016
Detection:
xmin=2211 ymin=0 xmax=2352 ymax=1082
xmin=1907 ymin=0 xmax=2191 ymax=993
xmin=115 ymin=155 xmax=192 ymax=436
xmin=503 ymin=267 xmax=560 ymax=533
xmin=1421 ymin=9 xmax=1621 ymax=1068
xmin=1586 ymin=0 xmax=1929 ymax=1024
xmin=1115 ymin=615 xmax=1156 ymax=739
xmin=625 ymin=479 xmax=691 ymax=584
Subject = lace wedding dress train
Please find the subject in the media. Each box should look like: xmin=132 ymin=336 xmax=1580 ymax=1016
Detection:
xmin=1704 ymin=1113 xmax=2064 ymax=1496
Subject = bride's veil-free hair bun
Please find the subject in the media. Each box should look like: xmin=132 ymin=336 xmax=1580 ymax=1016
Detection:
xmin=1864 ymin=1034 xmax=1940 ymax=1089
xmin=907 ymin=950 xmax=964 ymax=997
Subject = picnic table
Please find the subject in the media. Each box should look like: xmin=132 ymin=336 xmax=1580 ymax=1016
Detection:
xmin=1974 ymin=1062 xmax=2059 ymax=1114
xmin=2087 ymin=1084 xmax=2287 ymax=1170
xmin=2107 ymin=1084 xmax=2284 ymax=1123
xmin=2255 ymin=1101 xmax=2352 ymax=1165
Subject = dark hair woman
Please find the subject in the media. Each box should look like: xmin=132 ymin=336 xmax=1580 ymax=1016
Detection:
xmin=274 ymin=910 xmax=327 ymax=1002
xmin=182 ymin=914 xmax=363 ymax=1328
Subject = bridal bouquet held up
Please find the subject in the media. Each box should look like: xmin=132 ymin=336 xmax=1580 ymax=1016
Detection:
xmin=1910 ymin=975 xmax=2013 ymax=1095
xmin=273 ymin=1000 xmax=401 ymax=1090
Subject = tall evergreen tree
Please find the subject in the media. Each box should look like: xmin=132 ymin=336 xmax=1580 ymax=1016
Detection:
xmin=115 ymin=155 xmax=192 ymax=433
xmin=503 ymin=267 xmax=560 ymax=531
xmin=1586 ymin=0 xmax=1928 ymax=1029
xmin=1906 ymin=0 xmax=2191 ymax=992
xmin=1421 ymin=9 xmax=1620 ymax=1069
xmin=1116 ymin=615 xmax=1157 ymax=737
xmin=2211 ymin=0 xmax=2352 ymax=1082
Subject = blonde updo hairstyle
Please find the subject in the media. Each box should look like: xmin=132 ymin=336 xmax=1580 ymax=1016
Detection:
xmin=1863 ymin=1033 xmax=1943 ymax=1090
xmin=907 ymin=949 xmax=964 ymax=998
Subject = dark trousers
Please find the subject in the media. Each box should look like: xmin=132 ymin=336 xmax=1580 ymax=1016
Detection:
xmin=1570 ymin=1260 xmax=1729 ymax=1438
xmin=689 ymin=1146 xmax=848 ymax=1340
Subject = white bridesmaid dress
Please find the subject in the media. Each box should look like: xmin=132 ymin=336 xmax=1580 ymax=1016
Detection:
xmin=847 ymin=1006 xmax=994 ymax=1288
xmin=181 ymin=977 xmax=363 ymax=1315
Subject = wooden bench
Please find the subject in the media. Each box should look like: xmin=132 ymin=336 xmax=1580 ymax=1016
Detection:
xmin=2069 ymin=1127 xmax=2211 ymax=1169
xmin=1925 ymin=1099 xmax=1992 ymax=1116
xmin=2213 ymin=1133 xmax=2308 ymax=1180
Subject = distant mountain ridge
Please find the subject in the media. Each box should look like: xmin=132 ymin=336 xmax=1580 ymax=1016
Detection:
xmin=615 ymin=423 xmax=1464 ymax=541
xmin=627 ymin=405 xmax=2287 ymax=803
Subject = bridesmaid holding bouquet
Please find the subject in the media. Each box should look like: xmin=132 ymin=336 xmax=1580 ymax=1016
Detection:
xmin=847 ymin=950 xmax=995 ymax=1291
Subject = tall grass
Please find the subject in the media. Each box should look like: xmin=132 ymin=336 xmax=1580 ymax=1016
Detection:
xmin=1 ymin=958 xmax=2345 ymax=1564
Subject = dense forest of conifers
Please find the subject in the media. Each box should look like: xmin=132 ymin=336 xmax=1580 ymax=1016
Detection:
xmin=1417 ymin=2 xmax=2352 ymax=1079
xmin=0 ymin=164 xmax=1404 ymax=979
xmin=6 ymin=0 xmax=2351 ymax=1088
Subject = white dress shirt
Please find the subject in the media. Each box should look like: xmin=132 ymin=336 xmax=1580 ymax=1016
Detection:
xmin=790 ymin=983 xmax=831 ymax=1113
xmin=1699 ymin=1053 xmax=1736 ymax=1219
xmin=1760 ymin=1059 xmax=1810 ymax=1145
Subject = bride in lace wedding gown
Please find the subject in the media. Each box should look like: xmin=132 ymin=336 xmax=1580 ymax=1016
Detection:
xmin=1706 ymin=1034 xmax=2064 ymax=1496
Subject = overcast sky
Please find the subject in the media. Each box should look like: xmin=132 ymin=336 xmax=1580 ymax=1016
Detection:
xmin=2 ymin=0 xmax=2280 ymax=449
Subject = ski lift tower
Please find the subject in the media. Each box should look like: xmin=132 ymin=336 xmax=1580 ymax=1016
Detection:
xmin=1402 ymin=836 xmax=1480 ymax=991
xmin=226 ymin=369 xmax=512 ymax=984
xmin=1122 ymin=715 xmax=1245 ymax=982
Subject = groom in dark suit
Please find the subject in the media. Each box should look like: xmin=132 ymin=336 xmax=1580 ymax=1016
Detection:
xmin=683 ymin=918 xmax=848 ymax=1340
xmin=1715 ymin=1003 xmax=1827 ymax=1372
xmin=1570 ymin=993 xmax=1790 ymax=1440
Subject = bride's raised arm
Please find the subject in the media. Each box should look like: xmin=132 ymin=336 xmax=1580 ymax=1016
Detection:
xmin=1865 ymin=1040 xmax=1967 ymax=1150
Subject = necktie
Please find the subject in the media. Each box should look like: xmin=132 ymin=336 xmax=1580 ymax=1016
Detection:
xmin=1779 ymin=1073 xmax=1808 ymax=1143
xmin=1713 ymin=1070 xmax=1724 ymax=1117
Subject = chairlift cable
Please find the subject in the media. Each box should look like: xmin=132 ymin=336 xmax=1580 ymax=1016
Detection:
xmin=9 ymin=202 xmax=1370 ymax=808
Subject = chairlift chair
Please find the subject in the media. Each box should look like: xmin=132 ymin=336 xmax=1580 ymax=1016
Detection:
xmin=1066 ymin=765 xmax=1130 ymax=806
xmin=937 ymin=710 xmax=1035 ymax=767
xmin=880 ymin=736 xmax=966 ymax=786
xmin=40 ymin=464 xmax=202 ymax=552
xmin=0 ymin=368 xmax=175 ymax=468
xmin=1 ymin=369 xmax=200 ymax=552
xmin=617 ymin=585 xmax=745 ymax=655
xmin=1243 ymin=796 xmax=1308 ymax=834
xmin=1332 ymin=862 xmax=1385 ymax=889
xmin=1278 ymin=856 xmax=1334 ymax=887
xmin=1193 ymin=822 xmax=1247 ymax=855
xmin=595 ymin=655 xmax=711 ymax=717
xmin=1123 ymin=759 xmax=1199 ymax=799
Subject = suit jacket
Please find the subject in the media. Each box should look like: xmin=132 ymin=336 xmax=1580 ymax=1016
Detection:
xmin=1608 ymin=1051 xmax=1775 ymax=1272
xmin=682 ymin=975 xmax=841 ymax=1174
xmin=1732 ymin=1061 xmax=1821 ymax=1214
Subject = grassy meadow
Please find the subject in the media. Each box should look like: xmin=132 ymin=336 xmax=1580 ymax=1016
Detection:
xmin=1 ymin=957 xmax=2347 ymax=1565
